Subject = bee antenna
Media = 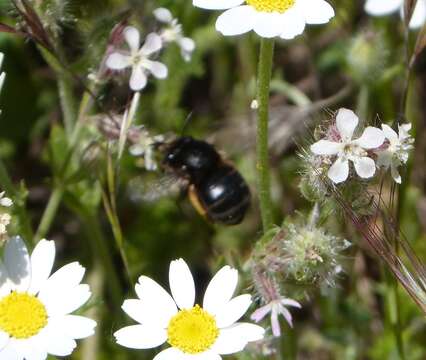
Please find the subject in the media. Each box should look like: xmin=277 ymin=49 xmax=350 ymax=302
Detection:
xmin=180 ymin=111 xmax=194 ymax=136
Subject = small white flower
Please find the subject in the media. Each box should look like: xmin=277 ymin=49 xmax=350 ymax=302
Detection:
xmin=129 ymin=127 xmax=164 ymax=171
xmin=115 ymin=259 xmax=264 ymax=359
xmin=0 ymin=236 xmax=96 ymax=359
xmin=376 ymin=123 xmax=414 ymax=183
xmin=251 ymin=297 xmax=301 ymax=337
xmin=365 ymin=0 xmax=426 ymax=29
xmin=193 ymin=0 xmax=334 ymax=39
xmin=0 ymin=192 xmax=12 ymax=208
xmin=310 ymin=108 xmax=385 ymax=184
xmin=154 ymin=8 xmax=196 ymax=62
xmin=106 ymin=26 xmax=168 ymax=91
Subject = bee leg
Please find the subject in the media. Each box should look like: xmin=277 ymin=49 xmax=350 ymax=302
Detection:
xmin=188 ymin=184 xmax=209 ymax=221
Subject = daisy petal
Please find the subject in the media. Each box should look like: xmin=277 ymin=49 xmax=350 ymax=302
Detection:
xmin=298 ymin=0 xmax=335 ymax=24
xmin=124 ymin=26 xmax=141 ymax=53
xmin=0 ymin=331 xmax=9 ymax=351
xmin=122 ymin=299 xmax=146 ymax=324
xmin=154 ymin=8 xmax=173 ymax=23
xmin=280 ymin=8 xmax=306 ymax=39
xmin=310 ymin=140 xmax=341 ymax=155
xmin=212 ymin=323 xmax=264 ymax=355
xmin=153 ymin=347 xmax=185 ymax=360
xmin=215 ymin=294 xmax=252 ymax=328
xmin=0 ymin=344 xmax=21 ymax=360
xmin=381 ymin=124 xmax=398 ymax=141
xmin=409 ymin=0 xmax=426 ymax=29
xmin=114 ymin=325 xmax=167 ymax=349
xmin=59 ymin=315 xmax=97 ymax=339
xmin=193 ymin=0 xmax=245 ymax=10
xmin=253 ymin=12 xmax=286 ymax=38
xmin=106 ymin=53 xmax=131 ymax=70
xmin=129 ymin=67 xmax=148 ymax=91
xmin=336 ymin=108 xmax=359 ymax=141
xmin=38 ymin=324 xmax=77 ymax=357
xmin=4 ymin=236 xmax=31 ymax=292
xmin=365 ymin=0 xmax=402 ymax=16
xmin=189 ymin=351 xmax=222 ymax=360
xmin=353 ymin=156 xmax=376 ymax=179
xmin=328 ymin=157 xmax=349 ymax=184
xmin=203 ymin=266 xmax=238 ymax=316
xmin=141 ymin=33 xmax=163 ymax=56
xmin=12 ymin=338 xmax=46 ymax=360
xmin=169 ymin=259 xmax=195 ymax=309
xmin=43 ymin=284 xmax=91 ymax=316
xmin=28 ymin=239 xmax=55 ymax=295
xmin=135 ymin=276 xmax=178 ymax=327
xmin=216 ymin=6 xmax=256 ymax=36
xmin=354 ymin=127 xmax=385 ymax=149
xmin=0 ymin=262 xmax=11 ymax=297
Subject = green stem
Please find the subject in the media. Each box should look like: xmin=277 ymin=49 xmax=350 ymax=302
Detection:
xmin=58 ymin=75 xmax=77 ymax=136
xmin=256 ymin=38 xmax=275 ymax=231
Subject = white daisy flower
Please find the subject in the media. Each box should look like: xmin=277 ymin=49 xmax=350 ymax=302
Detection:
xmin=365 ymin=0 xmax=426 ymax=29
xmin=115 ymin=258 xmax=265 ymax=359
xmin=376 ymin=123 xmax=414 ymax=183
xmin=0 ymin=236 xmax=96 ymax=359
xmin=154 ymin=8 xmax=196 ymax=62
xmin=106 ymin=26 xmax=168 ymax=91
xmin=193 ymin=0 xmax=334 ymax=39
xmin=0 ymin=192 xmax=12 ymax=208
xmin=310 ymin=108 xmax=385 ymax=184
xmin=251 ymin=297 xmax=301 ymax=337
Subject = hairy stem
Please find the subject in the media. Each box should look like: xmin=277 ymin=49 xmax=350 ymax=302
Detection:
xmin=256 ymin=38 xmax=275 ymax=231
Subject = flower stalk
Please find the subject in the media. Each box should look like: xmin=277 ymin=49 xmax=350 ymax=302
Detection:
xmin=256 ymin=38 xmax=275 ymax=231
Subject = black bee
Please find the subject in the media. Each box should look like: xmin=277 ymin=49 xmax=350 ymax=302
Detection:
xmin=162 ymin=137 xmax=251 ymax=225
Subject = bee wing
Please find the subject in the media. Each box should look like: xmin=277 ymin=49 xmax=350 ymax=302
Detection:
xmin=127 ymin=173 xmax=189 ymax=203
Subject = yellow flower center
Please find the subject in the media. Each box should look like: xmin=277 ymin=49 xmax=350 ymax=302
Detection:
xmin=246 ymin=0 xmax=295 ymax=13
xmin=167 ymin=305 xmax=219 ymax=354
xmin=0 ymin=292 xmax=48 ymax=339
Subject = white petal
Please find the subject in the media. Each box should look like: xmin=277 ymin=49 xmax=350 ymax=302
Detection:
xmin=169 ymin=259 xmax=195 ymax=310
xmin=365 ymin=0 xmax=402 ymax=16
xmin=28 ymin=239 xmax=55 ymax=295
xmin=278 ymin=305 xmax=294 ymax=327
xmin=381 ymin=124 xmax=398 ymax=142
xmin=124 ymin=26 xmax=141 ymax=53
xmin=354 ymin=127 xmax=385 ymax=149
xmin=281 ymin=299 xmax=302 ymax=308
xmin=214 ymin=294 xmax=252 ymax=328
xmin=0 ymin=331 xmax=9 ymax=351
xmin=216 ymin=6 xmax=256 ymax=36
xmin=122 ymin=299 xmax=146 ymax=324
xmin=10 ymin=338 xmax=46 ymax=360
xmin=253 ymin=11 xmax=286 ymax=38
xmin=328 ymin=157 xmax=349 ymax=184
xmin=106 ymin=53 xmax=131 ymax=70
xmin=43 ymin=284 xmax=91 ymax=316
xmin=212 ymin=323 xmax=264 ymax=355
xmin=114 ymin=325 xmax=167 ymax=349
xmin=280 ymin=8 xmax=306 ymax=39
xmin=187 ymin=351 xmax=222 ymax=360
xmin=193 ymin=0 xmax=245 ymax=10
xmin=310 ymin=140 xmax=342 ymax=155
xmin=145 ymin=61 xmax=168 ymax=79
xmin=270 ymin=306 xmax=281 ymax=336
xmin=135 ymin=276 xmax=178 ymax=327
xmin=37 ymin=323 xmax=76 ymax=357
xmin=179 ymin=38 xmax=196 ymax=52
xmin=297 ymin=0 xmax=335 ymax=24
xmin=141 ymin=33 xmax=163 ymax=56
xmin=0 ymin=262 xmax=11 ymax=297
xmin=203 ymin=266 xmax=238 ymax=316
xmin=353 ymin=156 xmax=376 ymax=179
xmin=250 ymin=304 xmax=272 ymax=322
xmin=0 ymin=198 xmax=12 ymax=207
xmin=154 ymin=347 xmax=186 ymax=360
xmin=129 ymin=67 xmax=148 ymax=91
xmin=4 ymin=236 xmax=31 ymax=292
xmin=391 ymin=163 xmax=402 ymax=183
xmin=0 ymin=343 xmax=21 ymax=360
xmin=154 ymin=8 xmax=173 ymax=23
xmin=58 ymin=315 xmax=96 ymax=339
xmin=409 ymin=0 xmax=426 ymax=28
xmin=336 ymin=108 xmax=359 ymax=141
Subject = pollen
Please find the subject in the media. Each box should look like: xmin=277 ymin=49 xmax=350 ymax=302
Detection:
xmin=246 ymin=0 xmax=295 ymax=13
xmin=0 ymin=292 xmax=48 ymax=339
xmin=167 ymin=305 xmax=219 ymax=354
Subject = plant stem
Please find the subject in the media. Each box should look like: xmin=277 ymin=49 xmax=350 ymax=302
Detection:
xmin=256 ymin=38 xmax=275 ymax=231
xmin=33 ymin=187 xmax=63 ymax=242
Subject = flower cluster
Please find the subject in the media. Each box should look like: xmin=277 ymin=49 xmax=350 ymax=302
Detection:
xmin=115 ymin=259 xmax=264 ymax=359
xmin=106 ymin=8 xmax=195 ymax=91
xmin=193 ymin=0 xmax=334 ymax=38
xmin=309 ymin=108 xmax=413 ymax=184
xmin=0 ymin=192 xmax=13 ymax=241
xmin=365 ymin=0 xmax=426 ymax=29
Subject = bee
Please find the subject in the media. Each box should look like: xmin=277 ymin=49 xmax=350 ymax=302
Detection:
xmin=161 ymin=136 xmax=251 ymax=225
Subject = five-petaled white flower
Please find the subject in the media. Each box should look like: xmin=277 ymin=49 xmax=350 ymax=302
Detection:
xmin=376 ymin=123 xmax=414 ymax=183
xmin=0 ymin=236 xmax=96 ymax=359
xmin=154 ymin=8 xmax=196 ymax=62
xmin=106 ymin=26 xmax=168 ymax=91
xmin=114 ymin=259 xmax=264 ymax=359
xmin=365 ymin=0 xmax=426 ymax=29
xmin=193 ymin=0 xmax=334 ymax=39
xmin=251 ymin=297 xmax=301 ymax=337
xmin=310 ymin=108 xmax=385 ymax=184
